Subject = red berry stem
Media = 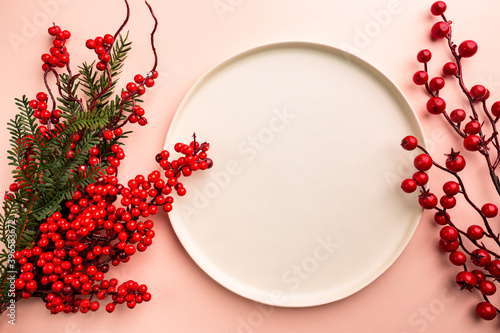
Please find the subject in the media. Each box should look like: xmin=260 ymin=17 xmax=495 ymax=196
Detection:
xmin=113 ymin=0 xmax=130 ymax=45
xmin=86 ymin=0 xmax=131 ymax=113
xmin=145 ymin=1 xmax=158 ymax=74
xmin=97 ymin=1 xmax=158 ymax=138
xmin=43 ymin=69 xmax=58 ymax=118
xmin=422 ymin=63 xmax=437 ymax=97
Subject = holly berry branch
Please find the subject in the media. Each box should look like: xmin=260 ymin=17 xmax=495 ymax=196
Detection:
xmin=0 ymin=1 xmax=212 ymax=315
xmin=402 ymin=1 xmax=500 ymax=321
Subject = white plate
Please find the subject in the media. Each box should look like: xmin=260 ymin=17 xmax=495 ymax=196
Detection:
xmin=164 ymin=41 xmax=424 ymax=307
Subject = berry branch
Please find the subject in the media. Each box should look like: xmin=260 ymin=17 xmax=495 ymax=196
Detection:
xmin=0 ymin=1 xmax=214 ymax=315
xmin=403 ymin=1 xmax=500 ymax=321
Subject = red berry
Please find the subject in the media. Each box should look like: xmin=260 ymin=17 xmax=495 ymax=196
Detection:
xmin=126 ymin=82 xmax=138 ymax=94
xmin=48 ymin=26 xmax=58 ymax=36
xmin=476 ymin=302 xmax=497 ymax=320
xmin=413 ymin=71 xmax=428 ymax=85
xmin=455 ymin=271 xmax=477 ymax=290
xmin=467 ymin=225 xmax=484 ymax=240
xmin=134 ymin=74 xmax=144 ymax=83
xmin=53 ymin=39 xmax=63 ymax=48
xmin=440 ymin=195 xmax=456 ymax=209
xmin=95 ymin=45 xmax=105 ymax=55
xmin=29 ymin=100 xmax=39 ymax=109
xmin=145 ymin=78 xmax=155 ymax=88
xmin=106 ymin=303 xmax=115 ymax=313
xmin=36 ymin=92 xmax=48 ymax=102
xmin=479 ymin=280 xmax=496 ymax=296
xmin=426 ymin=97 xmax=446 ymax=115
xmin=182 ymin=167 xmax=192 ymax=177
xmin=492 ymin=101 xmax=500 ymax=117
xmin=58 ymin=54 xmax=69 ymax=64
xmin=37 ymin=102 xmax=48 ymax=111
xmin=41 ymin=53 xmax=51 ymax=63
xmin=103 ymin=34 xmax=114 ymax=45
xmin=137 ymin=85 xmax=146 ymax=95
xmin=464 ymin=121 xmax=481 ymax=135
xmin=439 ymin=239 xmax=457 ymax=252
xmin=449 ymin=251 xmax=466 ymax=266
xmin=442 ymin=181 xmax=459 ymax=196
xmin=121 ymin=91 xmax=131 ymax=100
xmin=41 ymin=110 xmax=52 ymax=120
xmin=401 ymin=135 xmax=418 ymax=150
xmin=442 ymin=62 xmax=458 ymax=76
xmin=463 ymin=135 xmax=481 ymax=151
xmin=151 ymin=70 xmax=159 ymax=79
xmin=419 ymin=192 xmax=438 ymax=209
xmin=446 ymin=153 xmax=466 ymax=172
xmin=401 ymin=179 xmax=417 ymax=193
xmin=481 ymin=203 xmax=498 ymax=218
xmin=56 ymin=31 xmax=66 ymax=40
xmin=103 ymin=130 xmax=113 ymax=140
xmin=417 ymin=49 xmax=432 ymax=63
xmin=124 ymin=245 xmax=136 ymax=256
xmin=412 ymin=171 xmax=428 ymax=186
xmin=431 ymin=22 xmax=450 ymax=39
xmin=414 ymin=154 xmax=433 ymax=171
xmin=25 ymin=280 xmax=37 ymax=293
xmin=88 ymin=157 xmax=99 ymax=166
xmin=430 ymin=1 xmax=447 ymax=16
xmin=434 ymin=211 xmax=450 ymax=225
xmin=472 ymin=270 xmax=486 ymax=283
xmin=440 ymin=226 xmax=458 ymax=242
xmin=471 ymin=249 xmax=491 ymax=267
xmin=458 ymin=40 xmax=478 ymax=58
xmin=450 ymin=109 xmax=466 ymax=123
xmin=429 ymin=77 xmax=445 ymax=91
xmin=457 ymin=271 xmax=477 ymax=287
xmin=470 ymin=85 xmax=487 ymax=100
xmin=489 ymin=260 xmax=500 ymax=277
xmin=134 ymin=107 xmax=145 ymax=117
xmin=100 ymin=53 xmax=111 ymax=63
xmin=96 ymin=62 xmax=106 ymax=71
xmin=53 ymin=109 xmax=62 ymax=119
xmin=14 ymin=278 xmax=25 ymax=290
xmin=94 ymin=36 xmax=104 ymax=46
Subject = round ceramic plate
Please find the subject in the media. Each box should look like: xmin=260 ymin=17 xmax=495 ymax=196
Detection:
xmin=164 ymin=41 xmax=424 ymax=307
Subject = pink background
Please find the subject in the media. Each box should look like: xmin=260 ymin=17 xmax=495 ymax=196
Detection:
xmin=1 ymin=0 xmax=500 ymax=332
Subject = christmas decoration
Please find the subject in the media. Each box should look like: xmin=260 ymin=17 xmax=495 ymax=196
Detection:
xmin=402 ymin=1 xmax=500 ymax=321
xmin=0 ymin=0 xmax=212 ymax=315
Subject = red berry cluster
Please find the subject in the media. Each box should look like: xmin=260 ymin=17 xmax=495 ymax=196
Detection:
xmin=112 ymin=70 xmax=159 ymax=130
xmin=11 ymin=137 xmax=212 ymax=314
xmin=403 ymin=1 xmax=500 ymax=322
xmin=41 ymin=24 xmax=71 ymax=72
xmin=85 ymin=34 xmax=115 ymax=71
xmin=155 ymin=137 xmax=213 ymax=211
xmin=28 ymin=92 xmax=62 ymax=126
